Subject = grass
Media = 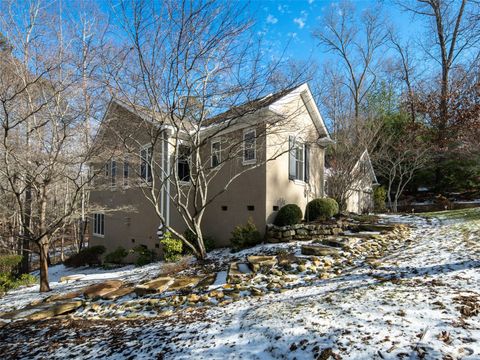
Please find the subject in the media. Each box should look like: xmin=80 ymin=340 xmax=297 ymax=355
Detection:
xmin=421 ymin=207 xmax=480 ymax=221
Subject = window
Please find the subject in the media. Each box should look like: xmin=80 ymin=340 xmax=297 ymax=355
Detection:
xmin=123 ymin=157 xmax=129 ymax=187
xmin=289 ymin=136 xmax=310 ymax=183
xmin=177 ymin=145 xmax=191 ymax=182
xmin=104 ymin=162 xmax=109 ymax=177
xmin=93 ymin=213 xmax=105 ymax=236
xmin=247 ymin=205 xmax=255 ymax=211
xmin=273 ymin=206 xmax=279 ymax=211
xmin=221 ymin=205 xmax=228 ymax=211
xmin=243 ymin=129 xmax=256 ymax=164
xmin=140 ymin=145 xmax=152 ymax=183
xmin=211 ymin=140 xmax=221 ymax=167
xmin=111 ymin=160 xmax=116 ymax=187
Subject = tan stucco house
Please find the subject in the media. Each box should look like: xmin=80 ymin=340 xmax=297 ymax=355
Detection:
xmin=88 ymin=83 xmax=333 ymax=252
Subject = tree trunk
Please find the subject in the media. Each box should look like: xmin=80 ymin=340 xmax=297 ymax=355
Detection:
xmin=38 ymin=239 xmax=51 ymax=292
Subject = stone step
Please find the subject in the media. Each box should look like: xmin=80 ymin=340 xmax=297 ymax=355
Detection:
xmin=247 ymin=255 xmax=277 ymax=272
xmin=83 ymin=280 xmax=123 ymax=299
xmin=134 ymin=277 xmax=173 ymax=296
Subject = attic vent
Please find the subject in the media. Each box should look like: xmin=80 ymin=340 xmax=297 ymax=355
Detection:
xmin=247 ymin=205 xmax=255 ymax=211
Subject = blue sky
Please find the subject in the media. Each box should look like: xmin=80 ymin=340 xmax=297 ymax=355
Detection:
xmin=249 ymin=0 xmax=422 ymax=63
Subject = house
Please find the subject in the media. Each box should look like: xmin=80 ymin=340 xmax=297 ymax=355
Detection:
xmin=88 ymin=83 xmax=332 ymax=252
xmin=325 ymin=149 xmax=378 ymax=214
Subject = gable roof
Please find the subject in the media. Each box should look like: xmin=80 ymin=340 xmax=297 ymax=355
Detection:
xmin=203 ymin=83 xmax=332 ymax=140
xmin=352 ymin=149 xmax=379 ymax=185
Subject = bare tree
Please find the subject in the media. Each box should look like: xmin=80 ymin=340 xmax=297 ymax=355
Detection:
xmin=313 ymin=0 xmax=388 ymax=124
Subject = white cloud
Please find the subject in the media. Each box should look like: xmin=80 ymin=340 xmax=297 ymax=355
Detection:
xmin=293 ymin=18 xmax=305 ymax=29
xmin=266 ymin=14 xmax=278 ymax=24
xmin=293 ymin=10 xmax=308 ymax=29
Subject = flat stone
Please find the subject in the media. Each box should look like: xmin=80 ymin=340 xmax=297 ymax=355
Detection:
xmin=197 ymin=273 xmax=217 ymax=288
xmin=228 ymin=262 xmax=251 ymax=283
xmin=247 ymin=256 xmax=277 ymax=272
xmin=134 ymin=277 xmax=173 ymax=296
xmin=45 ymin=291 xmax=83 ymax=303
xmin=168 ymin=276 xmax=203 ymax=291
xmin=101 ymin=287 xmax=134 ymax=300
xmin=21 ymin=301 xmax=84 ymax=321
xmin=60 ymin=274 xmax=86 ymax=283
xmin=83 ymin=280 xmax=123 ymax=299
xmin=301 ymin=244 xmax=341 ymax=257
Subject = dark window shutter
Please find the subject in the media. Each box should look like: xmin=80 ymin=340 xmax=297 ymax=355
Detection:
xmin=305 ymin=144 xmax=310 ymax=183
xmin=289 ymin=136 xmax=295 ymax=180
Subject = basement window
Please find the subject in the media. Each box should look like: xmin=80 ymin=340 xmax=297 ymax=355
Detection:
xmin=247 ymin=205 xmax=255 ymax=211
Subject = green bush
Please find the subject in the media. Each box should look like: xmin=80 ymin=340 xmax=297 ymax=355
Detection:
xmin=133 ymin=245 xmax=156 ymax=267
xmin=274 ymin=204 xmax=303 ymax=226
xmin=0 ymin=273 xmax=37 ymax=295
xmin=0 ymin=255 xmax=36 ymax=294
xmin=184 ymin=229 xmax=216 ymax=253
xmin=373 ymin=186 xmax=387 ymax=212
xmin=64 ymin=245 xmax=106 ymax=268
xmin=230 ymin=218 xmax=262 ymax=251
xmin=160 ymin=232 xmax=183 ymax=262
xmin=104 ymin=247 xmax=128 ymax=264
xmin=305 ymin=198 xmax=339 ymax=221
xmin=0 ymin=254 xmax=22 ymax=275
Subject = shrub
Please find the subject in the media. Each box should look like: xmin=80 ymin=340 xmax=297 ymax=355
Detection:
xmin=274 ymin=204 xmax=303 ymax=226
xmin=104 ymin=247 xmax=128 ymax=264
xmin=305 ymin=198 xmax=339 ymax=221
xmin=230 ymin=218 xmax=262 ymax=251
xmin=373 ymin=186 xmax=387 ymax=212
xmin=133 ymin=245 xmax=156 ymax=267
xmin=0 ymin=255 xmax=36 ymax=295
xmin=160 ymin=232 xmax=183 ymax=262
xmin=184 ymin=229 xmax=216 ymax=253
xmin=0 ymin=273 xmax=36 ymax=295
xmin=0 ymin=254 xmax=22 ymax=275
xmin=64 ymin=245 xmax=106 ymax=268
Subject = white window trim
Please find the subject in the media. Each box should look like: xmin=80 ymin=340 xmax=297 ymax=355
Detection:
xmin=290 ymin=136 xmax=307 ymax=183
xmin=177 ymin=143 xmax=191 ymax=185
xmin=242 ymin=128 xmax=256 ymax=165
xmin=211 ymin=139 xmax=221 ymax=168
xmin=93 ymin=213 xmax=105 ymax=238
xmin=140 ymin=144 xmax=153 ymax=185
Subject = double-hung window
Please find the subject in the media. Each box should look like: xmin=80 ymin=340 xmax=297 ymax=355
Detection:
xmin=243 ymin=129 xmax=256 ymax=164
xmin=111 ymin=160 xmax=116 ymax=187
xmin=289 ymin=136 xmax=310 ymax=183
xmin=211 ymin=140 xmax=221 ymax=167
xmin=177 ymin=145 xmax=191 ymax=182
xmin=140 ymin=145 xmax=153 ymax=183
xmin=93 ymin=213 xmax=105 ymax=237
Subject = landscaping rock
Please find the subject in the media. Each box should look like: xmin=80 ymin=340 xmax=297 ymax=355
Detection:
xmin=60 ymin=274 xmax=86 ymax=283
xmin=83 ymin=280 xmax=123 ymax=299
xmin=102 ymin=287 xmax=134 ymax=300
xmin=301 ymin=244 xmax=340 ymax=257
xmin=247 ymin=256 xmax=277 ymax=272
xmin=45 ymin=290 xmax=83 ymax=303
xmin=168 ymin=276 xmax=203 ymax=291
xmin=134 ymin=277 xmax=173 ymax=296
xmin=27 ymin=301 xmax=84 ymax=321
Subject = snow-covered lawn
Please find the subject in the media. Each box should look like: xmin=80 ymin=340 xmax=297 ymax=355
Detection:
xmin=1 ymin=213 xmax=479 ymax=359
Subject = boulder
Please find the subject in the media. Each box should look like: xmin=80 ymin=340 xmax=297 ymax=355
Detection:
xmin=277 ymin=253 xmax=298 ymax=267
xmin=247 ymin=256 xmax=277 ymax=272
xmin=301 ymin=244 xmax=340 ymax=257
xmin=83 ymin=280 xmax=123 ymax=299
